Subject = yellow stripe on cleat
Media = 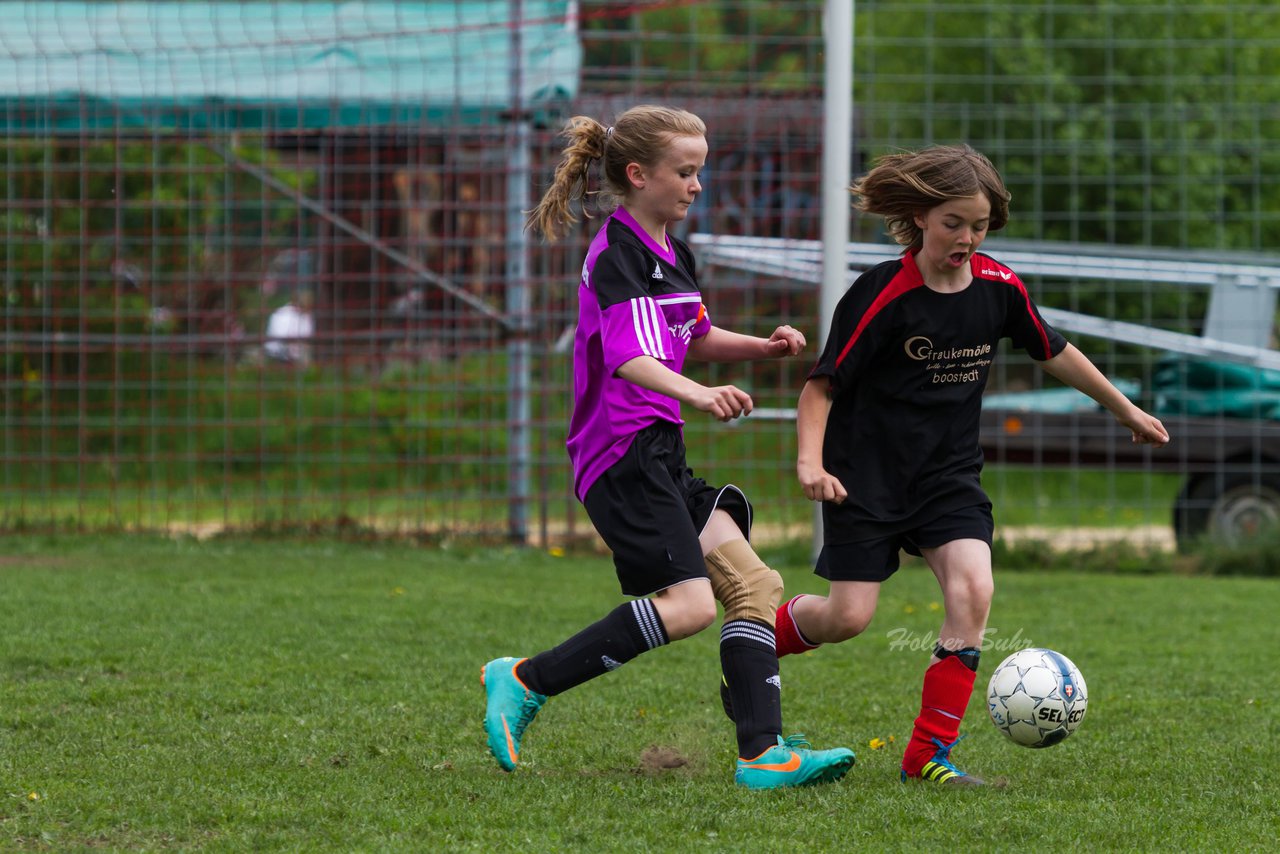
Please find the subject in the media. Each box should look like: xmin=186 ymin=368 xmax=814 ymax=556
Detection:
xmin=922 ymin=761 xmax=958 ymax=783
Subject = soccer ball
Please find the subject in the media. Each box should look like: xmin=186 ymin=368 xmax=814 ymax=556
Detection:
xmin=987 ymin=647 xmax=1088 ymax=748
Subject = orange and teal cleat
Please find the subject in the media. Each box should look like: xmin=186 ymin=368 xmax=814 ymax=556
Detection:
xmin=481 ymin=657 xmax=547 ymax=772
xmin=735 ymin=734 xmax=855 ymax=789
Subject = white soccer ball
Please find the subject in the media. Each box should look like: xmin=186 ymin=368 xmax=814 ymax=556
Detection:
xmin=987 ymin=647 xmax=1088 ymax=748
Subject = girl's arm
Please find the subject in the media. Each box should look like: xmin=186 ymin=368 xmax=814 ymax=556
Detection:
xmin=616 ymin=355 xmax=754 ymax=422
xmin=796 ymin=377 xmax=847 ymax=503
xmin=688 ymin=325 xmax=806 ymax=362
xmin=1038 ymin=343 xmax=1170 ymax=446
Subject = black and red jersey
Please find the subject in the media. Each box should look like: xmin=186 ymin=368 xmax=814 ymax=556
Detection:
xmin=810 ymin=249 xmax=1067 ymax=544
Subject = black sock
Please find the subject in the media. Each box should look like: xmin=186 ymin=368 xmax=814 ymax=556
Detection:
xmin=934 ymin=644 xmax=982 ymax=673
xmin=519 ymin=599 xmax=669 ymax=697
xmin=720 ymin=619 xmax=782 ymax=758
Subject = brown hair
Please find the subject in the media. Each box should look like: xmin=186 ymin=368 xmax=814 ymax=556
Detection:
xmin=525 ymin=105 xmax=707 ymax=241
xmin=850 ymin=144 xmax=1011 ymax=249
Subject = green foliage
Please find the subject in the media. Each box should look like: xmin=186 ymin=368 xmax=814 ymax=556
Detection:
xmin=992 ymin=537 xmax=1173 ymax=575
xmin=582 ymin=0 xmax=821 ymax=91
xmin=2 ymin=346 xmax=1182 ymax=534
xmin=1 ymin=354 xmax=570 ymax=508
xmin=2 ymin=137 xmax=316 ymax=385
xmin=0 ymin=534 xmax=1275 ymax=850
xmin=1189 ymin=524 xmax=1280 ymax=577
xmin=854 ymin=1 xmax=1280 ymax=252
xmin=583 ymin=1 xmax=1280 ymax=337
xmin=984 ymin=464 xmax=1182 ymax=529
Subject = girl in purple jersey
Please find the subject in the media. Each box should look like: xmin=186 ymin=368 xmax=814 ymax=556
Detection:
xmin=480 ymin=104 xmax=855 ymax=788
xmin=771 ymin=144 xmax=1169 ymax=786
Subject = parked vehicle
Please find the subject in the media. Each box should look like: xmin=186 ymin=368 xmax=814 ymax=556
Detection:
xmin=981 ymin=357 xmax=1280 ymax=550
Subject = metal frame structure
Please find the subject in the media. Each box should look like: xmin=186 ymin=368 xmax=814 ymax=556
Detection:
xmin=690 ymin=234 xmax=1280 ymax=373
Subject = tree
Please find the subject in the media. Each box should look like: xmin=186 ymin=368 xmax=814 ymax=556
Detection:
xmin=582 ymin=1 xmax=822 ymax=92
xmin=854 ymin=0 xmax=1280 ymax=252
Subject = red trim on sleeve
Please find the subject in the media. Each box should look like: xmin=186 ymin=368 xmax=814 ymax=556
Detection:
xmin=833 ymin=256 xmax=923 ymax=370
xmin=970 ymin=254 xmax=1054 ymax=358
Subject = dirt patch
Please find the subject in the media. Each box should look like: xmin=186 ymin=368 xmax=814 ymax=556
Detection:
xmin=162 ymin=521 xmax=227 ymax=541
xmin=999 ymin=524 xmax=1175 ymax=553
xmin=0 ymin=555 xmax=71 ymax=568
xmin=576 ymin=523 xmax=1178 ymax=554
xmin=751 ymin=523 xmax=1177 ymax=552
xmin=637 ymin=744 xmax=690 ymax=774
xmin=106 ymin=519 xmax=1180 ymax=554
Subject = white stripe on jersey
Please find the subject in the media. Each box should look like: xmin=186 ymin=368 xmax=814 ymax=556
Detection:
xmin=630 ymin=296 xmax=668 ymax=360
xmin=630 ymin=297 xmax=659 ymax=358
xmin=649 ymin=299 xmax=669 ymax=359
xmin=654 ymin=294 xmax=702 ymax=305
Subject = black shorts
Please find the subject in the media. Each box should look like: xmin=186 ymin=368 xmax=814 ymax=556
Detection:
xmin=815 ymin=503 xmax=993 ymax=583
xmin=583 ymin=422 xmax=753 ymax=597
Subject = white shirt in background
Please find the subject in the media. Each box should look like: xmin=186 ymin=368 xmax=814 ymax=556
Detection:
xmin=264 ymin=303 xmax=314 ymax=363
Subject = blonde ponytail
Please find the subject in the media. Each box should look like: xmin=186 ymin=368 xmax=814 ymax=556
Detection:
xmin=527 ymin=105 xmax=707 ymax=242
xmin=525 ymin=116 xmax=608 ymax=241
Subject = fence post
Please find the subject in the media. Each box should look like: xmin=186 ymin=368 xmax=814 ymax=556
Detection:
xmin=505 ymin=0 xmax=532 ymax=543
xmin=816 ymin=0 xmax=854 ymax=560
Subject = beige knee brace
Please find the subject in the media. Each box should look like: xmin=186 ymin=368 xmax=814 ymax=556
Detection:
xmin=704 ymin=539 xmax=784 ymax=627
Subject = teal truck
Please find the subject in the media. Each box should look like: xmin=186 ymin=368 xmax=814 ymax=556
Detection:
xmin=980 ymin=357 xmax=1280 ymax=549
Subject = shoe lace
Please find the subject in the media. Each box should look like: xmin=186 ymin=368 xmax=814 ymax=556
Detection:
xmin=928 ymin=735 xmax=967 ymax=775
xmin=782 ymin=733 xmax=812 ymax=751
xmin=514 ymin=694 xmax=542 ymax=729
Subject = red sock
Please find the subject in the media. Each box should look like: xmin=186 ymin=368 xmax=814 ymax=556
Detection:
xmin=901 ymin=656 xmax=977 ymax=777
xmin=774 ymin=595 xmax=820 ymax=658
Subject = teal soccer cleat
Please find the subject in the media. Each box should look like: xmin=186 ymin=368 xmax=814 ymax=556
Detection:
xmin=481 ymin=657 xmax=547 ymax=772
xmin=734 ymin=734 xmax=855 ymax=789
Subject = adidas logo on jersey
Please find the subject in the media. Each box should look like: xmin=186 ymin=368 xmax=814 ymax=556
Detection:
xmin=766 ymin=675 xmax=782 ymax=690
xmin=651 ymin=262 xmax=664 ymax=280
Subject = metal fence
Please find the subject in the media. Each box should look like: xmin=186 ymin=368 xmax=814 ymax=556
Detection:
xmin=3 ymin=1 xmax=1279 ymax=549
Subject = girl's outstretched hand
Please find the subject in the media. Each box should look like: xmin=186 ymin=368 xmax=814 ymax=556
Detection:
xmin=764 ymin=325 xmax=806 ymax=358
xmin=1119 ymin=405 xmax=1170 ymax=446
xmin=688 ymin=384 xmax=754 ymax=422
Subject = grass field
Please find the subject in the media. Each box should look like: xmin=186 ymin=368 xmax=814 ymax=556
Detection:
xmin=1 ymin=461 xmax=1183 ymax=545
xmin=1 ymin=534 xmax=1275 ymax=851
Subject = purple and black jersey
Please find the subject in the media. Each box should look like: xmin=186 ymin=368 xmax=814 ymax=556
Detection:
xmin=812 ymin=249 xmax=1067 ymax=543
xmin=567 ymin=207 xmax=711 ymax=501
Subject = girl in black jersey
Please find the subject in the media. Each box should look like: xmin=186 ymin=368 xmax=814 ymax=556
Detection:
xmin=772 ymin=145 xmax=1169 ymax=786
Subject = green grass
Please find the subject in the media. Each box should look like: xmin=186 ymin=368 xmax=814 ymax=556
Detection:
xmin=1 ymin=535 xmax=1274 ymax=851
xmin=1 ymin=461 xmax=1182 ymax=541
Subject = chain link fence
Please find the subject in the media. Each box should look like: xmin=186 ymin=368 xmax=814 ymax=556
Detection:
xmin=3 ymin=1 xmax=1278 ymax=549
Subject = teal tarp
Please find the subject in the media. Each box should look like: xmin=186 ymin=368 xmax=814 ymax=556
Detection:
xmin=0 ymin=1 xmax=580 ymax=132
